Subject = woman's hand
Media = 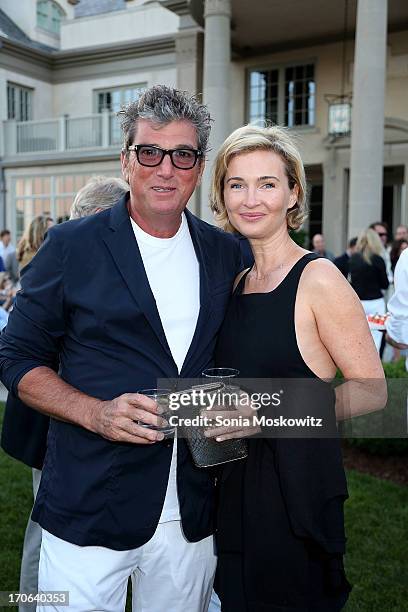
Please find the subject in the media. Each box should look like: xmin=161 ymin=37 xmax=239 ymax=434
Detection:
xmin=202 ymin=391 xmax=261 ymax=441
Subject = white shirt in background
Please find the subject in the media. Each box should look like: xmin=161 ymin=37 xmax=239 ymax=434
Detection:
xmin=386 ymin=248 xmax=408 ymax=370
xmin=0 ymin=242 xmax=15 ymax=263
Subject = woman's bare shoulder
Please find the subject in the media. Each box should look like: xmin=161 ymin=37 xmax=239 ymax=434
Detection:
xmin=301 ymin=257 xmax=349 ymax=290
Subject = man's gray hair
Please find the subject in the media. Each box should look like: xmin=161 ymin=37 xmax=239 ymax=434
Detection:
xmin=118 ymin=85 xmax=212 ymax=156
xmin=70 ymin=176 xmax=129 ymax=219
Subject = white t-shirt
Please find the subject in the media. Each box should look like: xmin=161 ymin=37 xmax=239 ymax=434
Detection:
xmin=386 ymin=248 xmax=408 ymax=370
xmin=131 ymin=213 xmax=200 ymax=522
xmin=0 ymin=242 xmax=15 ymax=263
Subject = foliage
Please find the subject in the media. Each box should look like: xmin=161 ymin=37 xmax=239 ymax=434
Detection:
xmin=289 ymin=228 xmax=307 ymax=247
xmin=343 ymin=359 xmax=408 ymax=455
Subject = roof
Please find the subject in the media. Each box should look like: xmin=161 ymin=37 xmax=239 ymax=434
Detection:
xmin=0 ymin=9 xmax=55 ymax=52
xmin=75 ymin=0 xmax=127 ymax=17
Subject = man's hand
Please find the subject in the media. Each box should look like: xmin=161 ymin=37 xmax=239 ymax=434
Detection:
xmin=89 ymin=393 xmax=168 ymax=444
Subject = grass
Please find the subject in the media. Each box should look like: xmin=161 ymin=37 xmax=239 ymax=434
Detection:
xmin=0 ymin=414 xmax=32 ymax=592
xmin=0 ymin=404 xmax=407 ymax=610
xmin=344 ymin=471 xmax=408 ymax=611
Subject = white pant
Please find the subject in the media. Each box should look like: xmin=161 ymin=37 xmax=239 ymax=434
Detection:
xmin=37 ymin=522 xmax=216 ymax=612
xmin=19 ymin=468 xmax=43 ymax=612
xmin=361 ymin=297 xmax=386 ymax=352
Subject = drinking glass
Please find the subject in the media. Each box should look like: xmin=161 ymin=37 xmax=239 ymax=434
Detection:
xmin=137 ymin=388 xmax=175 ymax=438
xmin=201 ymin=368 xmax=240 ymax=411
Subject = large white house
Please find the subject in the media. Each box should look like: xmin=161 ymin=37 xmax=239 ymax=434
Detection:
xmin=1 ymin=0 xmax=407 ymax=253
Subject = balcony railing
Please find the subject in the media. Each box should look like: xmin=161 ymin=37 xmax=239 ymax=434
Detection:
xmin=1 ymin=112 xmax=122 ymax=157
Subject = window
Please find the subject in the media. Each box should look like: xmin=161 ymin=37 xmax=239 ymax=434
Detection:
xmin=7 ymin=83 xmax=33 ymax=121
xmin=95 ymin=85 xmax=146 ymax=114
xmin=95 ymin=84 xmax=146 ymax=144
xmin=37 ymin=0 xmax=65 ymax=35
xmin=13 ymin=171 xmax=122 ymax=240
xmin=248 ymin=63 xmax=315 ymax=128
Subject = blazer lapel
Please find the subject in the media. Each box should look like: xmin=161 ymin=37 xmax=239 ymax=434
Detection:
xmin=181 ymin=210 xmax=212 ymax=375
xmin=101 ymin=195 xmax=173 ymax=359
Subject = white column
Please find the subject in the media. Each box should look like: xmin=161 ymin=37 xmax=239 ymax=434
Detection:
xmin=200 ymin=0 xmax=231 ymax=223
xmin=175 ymin=28 xmax=203 ymax=215
xmin=348 ymin=0 xmax=388 ymax=238
xmin=402 ymin=165 xmax=408 ymax=226
xmin=58 ymin=116 xmax=67 ymax=151
xmin=101 ymin=109 xmax=110 ymax=148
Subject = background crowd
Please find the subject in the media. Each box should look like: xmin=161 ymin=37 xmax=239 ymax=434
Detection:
xmin=312 ymin=222 xmax=408 ymax=360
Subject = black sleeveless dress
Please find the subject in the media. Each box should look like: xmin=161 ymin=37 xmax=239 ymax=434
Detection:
xmin=214 ymin=253 xmax=351 ymax=612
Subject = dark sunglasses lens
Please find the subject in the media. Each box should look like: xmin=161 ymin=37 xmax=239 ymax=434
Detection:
xmin=172 ymin=149 xmax=197 ymax=169
xmin=138 ymin=146 xmax=162 ymax=166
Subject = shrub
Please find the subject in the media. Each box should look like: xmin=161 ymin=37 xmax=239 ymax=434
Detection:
xmin=347 ymin=359 xmax=408 ymax=455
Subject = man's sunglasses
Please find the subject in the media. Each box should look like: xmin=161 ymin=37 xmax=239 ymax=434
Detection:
xmin=125 ymin=145 xmax=203 ymax=170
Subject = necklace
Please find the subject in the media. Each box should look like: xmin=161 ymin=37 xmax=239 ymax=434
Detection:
xmin=248 ymin=262 xmax=291 ymax=281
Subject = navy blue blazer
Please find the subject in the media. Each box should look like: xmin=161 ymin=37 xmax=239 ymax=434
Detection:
xmin=0 ymin=195 xmax=242 ymax=550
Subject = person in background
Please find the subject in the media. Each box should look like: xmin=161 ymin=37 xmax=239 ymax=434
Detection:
xmin=0 ymin=229 xmax=15 ymax=262
xmin=369 ymin=221 xmax=393 ymax=282
xmin=334 ymin=237 xmax=358 ymax=279
xmin=311 ymin=233 xmax=335 ymax=261
xmin=385 ymin=247 xmax=408 ymax=370
xmin=16 ymin=216 xmax=54 ymax=270
xmin=0 ymin=229 xmax=19 ymax=284
xmin=390 ymin=238 xmax=408 ymax=274
xmin=349 ymin=228 xmax=389 ymax=351
xmin=0 ymin=177 xmax=129 ymax=612
xmin=69 ymin=176 xmax=129 ymax=219
xmin=0 ymin=273 xmax=15 ymax=330
xmin=394 ymin=224 xmax=408 ymax=242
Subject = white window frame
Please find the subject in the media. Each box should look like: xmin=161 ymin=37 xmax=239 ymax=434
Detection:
xmin=37 ymin=0 xmax=65 ymax=36
xmin=7 ymin=82 xmax=33 ymax=122
xmin=93 ymin=84 xmax=147 ymax=114
xmin=9 ymin=170 xmax=122 ymax=242
xmin=247 ymin=62 xmax=316 ymax=128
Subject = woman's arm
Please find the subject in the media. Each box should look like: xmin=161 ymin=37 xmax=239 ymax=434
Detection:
xmin=305 ymin=259 xmax=387 ymax=419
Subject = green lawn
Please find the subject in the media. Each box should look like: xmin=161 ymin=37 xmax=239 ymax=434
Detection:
xmin=0 ymin=404 xmax=407 ymax=610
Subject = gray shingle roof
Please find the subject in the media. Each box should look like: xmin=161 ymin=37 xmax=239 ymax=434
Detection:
xmin=75 ymin=0 xmax=127 ymax=17
xmin=0 ymin=8 xmax=55 ymax=52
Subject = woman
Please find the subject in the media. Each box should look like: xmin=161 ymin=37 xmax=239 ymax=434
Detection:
xmin=349 ymin=229 xmax=389 ymax=351
xmin=206 ymin=125 xmax=386 ymax=611
xmin=390 ymin=238 xmax=408 ymax=274
xmin=17 ymin=215 xmax=54 ymax=269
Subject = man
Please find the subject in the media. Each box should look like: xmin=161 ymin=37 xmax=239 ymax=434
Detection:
xmin=0 ymin=229 xmax=18 ymax=284
xmin=0 ymin=229 xmax=15 ymax=261
xmin=0 ymin=86 xmax=242 ymax=612
xmin=0 ymin=176 xmax=128 ymax=612
xmin=394 ymin=224 xmax=408 ymax=242
xmin=333 ymin=236 xmax=358 ymax=279
xmin=385 ymin=247 xmax=408 ymax=368
xmin=311 ymin=233 xmax=335 ymax=261
xmin=69 ymin=176 xmax=128 ymax=219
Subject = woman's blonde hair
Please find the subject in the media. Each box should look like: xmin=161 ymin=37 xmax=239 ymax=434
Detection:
xmin=210 ymin=124 xmax=308 ymax=233
xmin=357 ymin=228 xmax=383 ymax=264
xmin=17 ymin=215 xmax=52 ymax=262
